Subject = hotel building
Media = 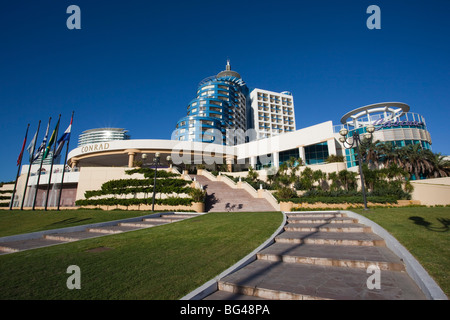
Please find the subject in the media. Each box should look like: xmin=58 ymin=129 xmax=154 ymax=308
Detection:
xmin=10 ymin=62 xmax=434 ymax=208
xmin=173 ymin=60 xmax=249 ymax=146
xmin=250 ymin=89 xmax=296 ymax=139
xmin=78 ymin=128 xmax=130 ymax=147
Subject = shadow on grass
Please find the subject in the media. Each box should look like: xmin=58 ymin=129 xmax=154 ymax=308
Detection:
xmin=409 ymin=216 xmax=449 ymax=232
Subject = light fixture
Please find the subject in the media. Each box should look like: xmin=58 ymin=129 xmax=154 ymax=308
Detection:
xmin=339 ymin=128 xmax=348 ymax=137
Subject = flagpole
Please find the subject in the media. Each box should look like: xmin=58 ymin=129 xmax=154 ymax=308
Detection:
xmin=32 ymin=117 xmax=51 ymax=211
xmin=9 ymin=124 xmax=30 ymax=211
xmin=21 ymin=120 xmax=41 ymax=210
xmin=44 ymin=114 xmax=61 ymax=211
xmin=57 ymin=111 xmax=74 ymax=211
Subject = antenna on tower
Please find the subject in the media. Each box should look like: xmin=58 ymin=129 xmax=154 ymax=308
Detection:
xmin=226 ymin=58 xmax=231 ymax=71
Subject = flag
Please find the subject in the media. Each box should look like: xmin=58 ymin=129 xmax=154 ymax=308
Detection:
xmin=27 ymin=126 xmax=39 ymax=163
xmin=16 ymin=125 xmax=29 ymax=166
xmin=43 ymin=117 xmax=60 ymax=160
xmin=33 ymin=118 xmax=51 ymax=163
xmin=54 ymin=114 xmax=73 ymax=157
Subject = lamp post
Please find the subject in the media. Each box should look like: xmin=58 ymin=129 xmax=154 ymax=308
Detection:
xmin=339 ymin=124 xmax=375 ymax=210
xmin=144 ymin=152 xmax=172 ymax=212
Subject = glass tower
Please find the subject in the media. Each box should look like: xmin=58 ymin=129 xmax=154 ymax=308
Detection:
xmin=173 ymin=61 xmax=250 ymax=145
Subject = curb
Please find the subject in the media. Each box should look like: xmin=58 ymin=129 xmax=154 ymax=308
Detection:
xmin=180 ymin=212 xmax=287 ymax=300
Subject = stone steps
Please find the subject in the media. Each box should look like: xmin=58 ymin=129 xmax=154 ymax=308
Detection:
xmin=0 ymin=238 xmax=67 ymax=254
xmin=204 ymin=211 xmax=426 ymax=300
xmin=287 ymin=217 xmax=359 ymax=224
xmin=284 ymin=223 xmax=372 ymax=233
xmin=275 ymin=231 xmax=386 ymax=246
xmin=192 ymin=175 xmax=275 ymax=212
xmin=0 ymin=213 xmax=202 ymax=254
xmin=256 ymin=243 xmax=405 ymax=271
xmin=44 ymin=230 xmax=106 ymax=242
xmin=214 ymin=260 xmax=424 ymax=300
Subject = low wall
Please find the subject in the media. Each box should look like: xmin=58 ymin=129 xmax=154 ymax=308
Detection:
xmin=280 ymin=200 xmax=421 ymax=211
xmin=411 ymin=177 xmax=450 ymax=206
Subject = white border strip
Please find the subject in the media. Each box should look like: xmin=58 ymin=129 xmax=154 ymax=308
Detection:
xmin=180 ymin=212 xmax=287 ymax=300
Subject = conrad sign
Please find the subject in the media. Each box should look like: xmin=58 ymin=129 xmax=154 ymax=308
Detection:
xmin=80 ymin=142 xmax=110 ymax=153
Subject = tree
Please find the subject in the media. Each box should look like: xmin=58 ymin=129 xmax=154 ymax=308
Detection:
xmin=327 ymin=171 xmax=341 ymax=191
xmin=360 ymin=139 xmax=382 ymax=168
xmin=338 ymin=169 xmax=358 ymax=191
xmin=312 ymin=169 xmax=327 ymax=190
xmin=247 ymin=166 xmax=259 ymax=181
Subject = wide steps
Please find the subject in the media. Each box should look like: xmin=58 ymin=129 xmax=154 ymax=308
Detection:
xmin=257 ymin=243 xmax=405 ymax=271
xmin=192 ymin=174 xmax=275 ymax=212
xmin=275 ymin=231 xmax=386 ymax=246
xmin=44 ymin=230 xmax=106 ymax=242
xmin=204 ymin=211 xmax=426 ymax=300
xmin=287 ymin=217 xmax=358 ymax=224
xmin=216 ymin=260 xmax=425 ymax=300
xmin=0 ymin=238 xmax=67 ymax=254
xmin=285 ymin=223 xmax=372 ymax=233
xmin=0 ymin=213 xmax=201 ymax=255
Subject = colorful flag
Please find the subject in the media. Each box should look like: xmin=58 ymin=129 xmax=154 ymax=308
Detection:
xmin=32 ymin=118 xmax=51 ymax=163
xmin=16 ymin=124 xmax=29 ymax=166
xmin=54 ymin=114 xmax=73 ymax=157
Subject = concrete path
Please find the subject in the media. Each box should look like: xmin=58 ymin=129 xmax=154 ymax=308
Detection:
xmin=203 ymin=211 xmax=428 ymax=300
xmin=0 ymin=212 xmax=202 ymax=254
xmin=191 ymin=175 xmax=275 ymax=212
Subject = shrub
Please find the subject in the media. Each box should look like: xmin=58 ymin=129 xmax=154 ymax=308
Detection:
xmin=189 ymin=188 xmax=206 ymax=202
xmin=274 ymin=187 xmax=297 ymax=200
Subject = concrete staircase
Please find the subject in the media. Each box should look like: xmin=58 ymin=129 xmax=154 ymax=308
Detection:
xmin=204 ymin=211 xmax=427 ymax=300
xmin=0 ymin=213 xmax=201 ymax=254
xmin=191 ymin=175 xmax=276 ymax=212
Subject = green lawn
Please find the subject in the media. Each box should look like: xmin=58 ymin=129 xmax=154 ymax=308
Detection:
xmin=0 ymin=209 xmax=153 ymax=237
xmin=0 ymin=211 xmax=282 ymax=299
xmin=354 ymin=206 xmax=449 ymax=298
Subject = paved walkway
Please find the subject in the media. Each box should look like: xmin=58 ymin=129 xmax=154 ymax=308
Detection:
xmin=0 ymin=213 xmax=202 ymax=254
xmin=204 ymin=211 xmax=427 ymax=300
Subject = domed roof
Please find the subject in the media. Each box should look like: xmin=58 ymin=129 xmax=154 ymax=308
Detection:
xmin=217 ymin=59 xmax=241 ymax=79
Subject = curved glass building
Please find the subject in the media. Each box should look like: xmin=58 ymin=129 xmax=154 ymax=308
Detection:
xmin=173 ymin=60 xmax=250 ymax=145
xmin=78 ymin=128 xmax=130 ymax=147
xmin=335 ymin=102 xmax=432 ymax=168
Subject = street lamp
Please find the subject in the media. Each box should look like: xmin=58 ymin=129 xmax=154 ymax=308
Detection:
xmin=148 ymin=152 xmax=172 ymax=212
xmin=339 ymin=124 xmax=375 ymax=210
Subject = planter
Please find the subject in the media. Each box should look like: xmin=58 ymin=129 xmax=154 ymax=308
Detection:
xmin=280 ymin=199 xmax=422 ymax=211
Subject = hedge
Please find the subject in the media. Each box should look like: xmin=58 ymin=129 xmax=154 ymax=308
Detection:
xmin=285 ymin=195 xmax=398 ymax=204
xmin=84 ymin=178 xmax=192 ymax=199
xmin=75 ymin=197 xmax=194 ymax=207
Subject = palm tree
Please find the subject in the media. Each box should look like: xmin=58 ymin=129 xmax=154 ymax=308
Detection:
xmin=426 ymin=152 xmax=450 ymax=178
xmin=360 ymin=139 xmax=382 ymax=168
xmin=338 ymin=169 xmax=358 ymax=191
xmin=327 ymin=171 xmax=341 ymax=191
xmin=312 ymin=169 xmax=327 ymax=190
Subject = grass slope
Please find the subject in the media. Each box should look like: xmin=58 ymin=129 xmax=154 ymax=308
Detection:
xmin=354 ymin=206 xmax=449 ymax=298
xmin=0 ymin=211 xmax=282 ymax=300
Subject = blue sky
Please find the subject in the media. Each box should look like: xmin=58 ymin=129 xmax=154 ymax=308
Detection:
xmin=0 ymin=0 xmax=449 ymax=181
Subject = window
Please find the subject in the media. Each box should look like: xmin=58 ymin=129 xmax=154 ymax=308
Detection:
xmin=200 ymin=120 xmax=214 ymax=126
xmin=202 ymin=85 xmax=214 ymax=90
xmin=304 ymin=142 xmax=329 ymax=165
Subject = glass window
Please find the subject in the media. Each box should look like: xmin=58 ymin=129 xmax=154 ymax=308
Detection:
xmin=304 ymin=142 xmax=329 ymax=165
